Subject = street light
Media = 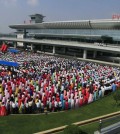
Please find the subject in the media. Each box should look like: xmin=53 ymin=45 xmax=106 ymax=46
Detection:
xmin=99 ymin=119 xmax=102 ymax=133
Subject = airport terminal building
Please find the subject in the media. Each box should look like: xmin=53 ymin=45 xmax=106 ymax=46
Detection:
xmin=1 ymin=14 xmax=120 ymax=62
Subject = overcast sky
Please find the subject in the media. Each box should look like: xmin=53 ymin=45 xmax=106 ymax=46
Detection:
xmin=0 ymin=0 xmax=120 ymax=33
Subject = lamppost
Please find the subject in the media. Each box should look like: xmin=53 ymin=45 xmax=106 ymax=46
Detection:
xmin=99 ymin=119 xmax=102 ymax=133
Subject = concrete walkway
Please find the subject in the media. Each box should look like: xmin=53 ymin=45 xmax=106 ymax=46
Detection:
xmin=101 ymin=121 xmax=120 ymax=134
xmin=37 ymin=51 xmax=120 ymax=67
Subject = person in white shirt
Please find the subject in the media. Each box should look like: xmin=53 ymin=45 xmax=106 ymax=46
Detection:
xmin=71 ymin=98 xmax=75 ymax=109
xmin=25 ymin=101 xmax=29 ymax=114
xmin=54 ymin=100 xmax=58 ymax=112
xmin=101 ymin=85 xmax=106 ymax=97
xmin=49 ymin=101 xmax=52 ymax=112
xmin=58 ymin=100 xmax=62 ymax=111
xmin=28 ymin=99 xmax=33 ymax=113
xmin=41 ymin=101 xmax=44 ymax=113
xmin=0 ymin=92 xmax=3 ymax=100
xmin=20 ymin=102 xmax=24 ymax=114
xmin=36 ymin=100 xmax=40 ymax=113
xmin=15 ymin=101 xmax=19 ymax=114
xmin=12 ymin=101 xmax=16 ymax=114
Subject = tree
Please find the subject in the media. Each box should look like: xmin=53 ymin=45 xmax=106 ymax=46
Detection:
xmin=64 ymin=124 xmax=85 ymax=134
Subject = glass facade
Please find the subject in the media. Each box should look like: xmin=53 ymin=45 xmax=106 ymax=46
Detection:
xmin=27 ymin=29 xmax=120 ymax=41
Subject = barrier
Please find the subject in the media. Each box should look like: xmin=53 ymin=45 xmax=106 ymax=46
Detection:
xmin=0 ymin=60 xmax=19 ymax=67
xmin=8 ymin=48 xmax=20 ymax=53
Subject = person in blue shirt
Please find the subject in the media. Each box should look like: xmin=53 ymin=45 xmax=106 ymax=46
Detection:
xmin=112 ymin=82 xmax=117 ymax=92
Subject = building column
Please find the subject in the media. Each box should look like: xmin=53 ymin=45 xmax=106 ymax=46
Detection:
xmin=93 ymin=51 xmax=97 ymax=59
xmin=14 ymin=42 xmax=17 ymax=48
xmin=63 ymin=47 xmax=66 ymax=54
xmin=31 ymin=44 xmax=34 ymax=51
xmin=24 ymin=29 xmax=27 ymax=38
xmin=23 ymin=30 xmax=27 ymax=49
xmin=83 ymin=49 xmax=87 ymax=59
xmin=24 ymin=44 xmax=27 ymax=50
xmin=41 ymin=45 xmax=43 ymax=51
xmin=53 ymin=46 xmax=55 ymax=54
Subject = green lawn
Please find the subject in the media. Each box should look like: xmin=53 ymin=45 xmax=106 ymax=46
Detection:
xmin=0 ymin=94 xmax=120 ymax=134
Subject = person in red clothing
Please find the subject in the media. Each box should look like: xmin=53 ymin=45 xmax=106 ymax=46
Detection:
xmin=52 ymin=98 xmax=55 ymax=112
xmin=43 ymin=95 xmax=47 ymax=107
xmin=0 ymin=102 xmax=7 ymax=116
xmin=85 ymin=90 xmax=90 ymax=102
xmin=83 ymin=95 xmax=88 ymax=105
xmin=18 ymin=97 xmax=22 ymax=107
xmin=56 ymin=93 xmax=60 ymax=102
xmin=81 ymin=87 xmax=86 ymax=96
xmin=79 ymin=94 xmax=83 ymax=107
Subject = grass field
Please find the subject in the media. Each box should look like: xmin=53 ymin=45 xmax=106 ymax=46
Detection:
xmin=0 ymin=93 xmax=120 ymax=134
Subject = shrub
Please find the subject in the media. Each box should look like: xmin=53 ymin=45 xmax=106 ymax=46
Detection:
xmin=64 ymin=124 xmax=83 ymax=134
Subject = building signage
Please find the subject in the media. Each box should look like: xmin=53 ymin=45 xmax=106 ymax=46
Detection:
xmin=112 ymin=14 xmax=120 ymax=20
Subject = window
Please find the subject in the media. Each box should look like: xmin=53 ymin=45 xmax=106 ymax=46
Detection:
xmin=31 ymin=17 xmax=35 ymax=19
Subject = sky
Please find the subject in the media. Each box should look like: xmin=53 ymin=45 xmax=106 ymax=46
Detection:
xmin=0 ymin=0 xmax=120 ymax=33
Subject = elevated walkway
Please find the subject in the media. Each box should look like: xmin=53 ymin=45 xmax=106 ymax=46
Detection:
xmin=0 ymin=37 xmax=120 ymax=54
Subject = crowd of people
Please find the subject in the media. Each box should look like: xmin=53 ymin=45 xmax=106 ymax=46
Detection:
xmin=0 ymin=51 xmax=120 ymax=116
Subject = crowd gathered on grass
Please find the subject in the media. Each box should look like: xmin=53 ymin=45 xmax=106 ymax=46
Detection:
xmin=0 ymin=51 xmax=120 ymax=116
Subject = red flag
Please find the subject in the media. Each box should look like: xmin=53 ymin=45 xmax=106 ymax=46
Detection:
xmin=3 ymin=45 xmax=7 ymax=52
xmin=0 ymin=44 xmax=4 ymax=51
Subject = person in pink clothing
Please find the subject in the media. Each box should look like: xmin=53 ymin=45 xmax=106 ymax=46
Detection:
xmin=88 ymin=93 xmax=93 ymax=104
xmin=75 ymin=97 xmax=79 ymax=108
